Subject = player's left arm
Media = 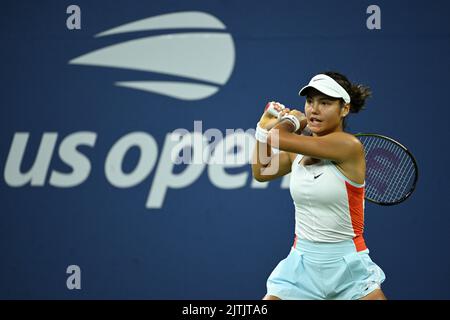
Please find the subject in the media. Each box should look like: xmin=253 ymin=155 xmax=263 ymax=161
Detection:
xmin=267 ymin=121 xmax=363 ymax=163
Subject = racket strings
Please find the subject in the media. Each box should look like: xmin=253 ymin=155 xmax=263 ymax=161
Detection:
xmin=359 ymin=136 xmax=416 ymax=204
xmin=375 ymin=139 xmax=408 ymax=202
xmin=365 ymin=139 xmax=408 ymax=203
xmin=381 ymin=141 xmax=412 ymax=202
xmin=390 ymin=147 xmax=415 ymax=201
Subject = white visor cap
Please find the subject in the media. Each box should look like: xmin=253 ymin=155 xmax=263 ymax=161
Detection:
xmin=298 ymin=74 xmax=351 ymax=104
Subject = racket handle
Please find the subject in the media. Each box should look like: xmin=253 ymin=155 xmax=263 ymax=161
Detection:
xmin=265 ymin=101 xmax=284 ymax=118
xmin=264 ymin=101 xmax=310 ymax=134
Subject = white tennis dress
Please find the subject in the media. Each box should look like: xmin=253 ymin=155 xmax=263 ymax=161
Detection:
xmin=289 ymin=154 xmax=367 ymax=251
xmin=265 ymin=154 xmax=385 ymax=299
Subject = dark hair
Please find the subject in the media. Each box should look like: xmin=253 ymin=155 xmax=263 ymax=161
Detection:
xmin=320 ymin=71 xmax=372 ymax=129
xmin=322 ymin=71 xmax=371 ymax=113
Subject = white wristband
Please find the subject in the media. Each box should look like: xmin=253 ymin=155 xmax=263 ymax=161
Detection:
xmin=280 ymin=114 xmax=300 ymax=132
xmin=255 ymin=122 xmax=269 ymax=143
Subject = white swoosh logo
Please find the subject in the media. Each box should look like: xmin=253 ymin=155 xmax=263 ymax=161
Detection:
xmin=115 ymin=81 xmax=218 ymax=101
xmin=69 ymin=11 xmax=235 ymax=100
xmin=94 ymin=11 xmax=226 ymax=37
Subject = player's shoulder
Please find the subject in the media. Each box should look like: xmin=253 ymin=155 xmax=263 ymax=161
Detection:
xmin=328 ymin=131 xmax=364 ymax=152
xmin=328 ymin=131 xmax=360 ymax=142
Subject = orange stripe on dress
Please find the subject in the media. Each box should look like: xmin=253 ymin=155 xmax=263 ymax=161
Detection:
xmin=345 ymin=181 xmax=367 ymax=252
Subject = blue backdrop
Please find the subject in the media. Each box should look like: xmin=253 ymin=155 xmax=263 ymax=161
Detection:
xmin=1 ymin=0 xmax=449 ymax=299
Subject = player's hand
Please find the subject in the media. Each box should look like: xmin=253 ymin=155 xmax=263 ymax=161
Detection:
xmin=259 ymin=102 xmax=290 ymax=130
xmin=287 ymin=109 xmax=308 ymax=132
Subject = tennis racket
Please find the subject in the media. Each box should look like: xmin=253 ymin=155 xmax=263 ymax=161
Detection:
xmin=353 ymin=133 xmax=418 ymax=205
xmin=265 ymin=102 xmax=419 ymax=205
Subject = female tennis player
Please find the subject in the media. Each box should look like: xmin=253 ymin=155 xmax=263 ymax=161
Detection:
xmin=252 ymin=72 xmax=386 ymax=300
